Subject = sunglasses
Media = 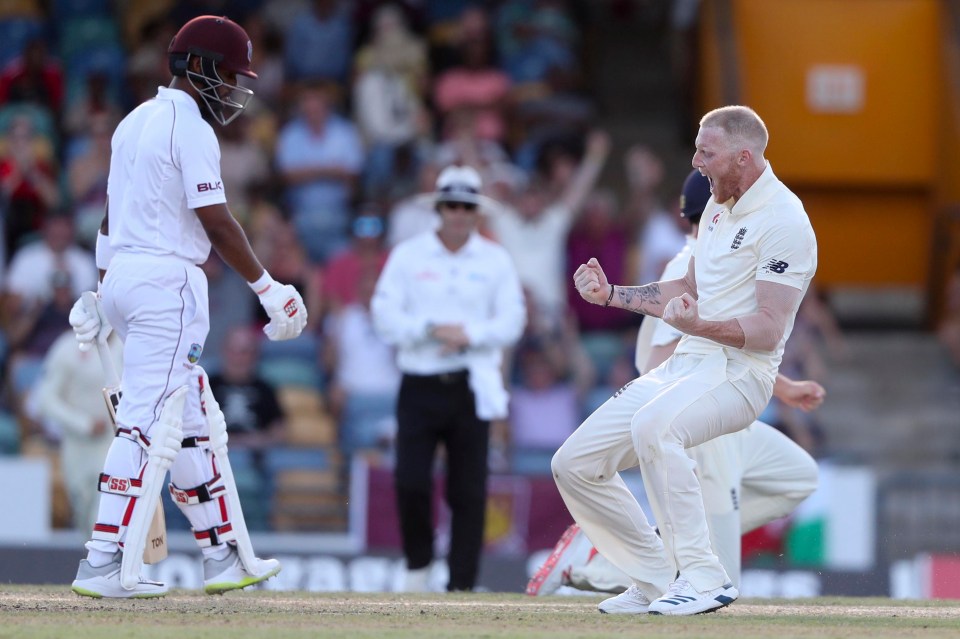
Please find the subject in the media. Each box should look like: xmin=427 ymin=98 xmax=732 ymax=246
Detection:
xmin=440 ymin=201 xmax=478 ymax=212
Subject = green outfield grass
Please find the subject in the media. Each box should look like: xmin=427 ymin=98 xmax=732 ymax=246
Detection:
xmin=2 ymin=587 xmax=960 ymax=639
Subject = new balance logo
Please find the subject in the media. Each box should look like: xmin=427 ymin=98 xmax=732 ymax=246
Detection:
xmin=613 ymin=379 xmax=634 ymax=398
xmin=764 ymin=259 xmax=789 ymax=274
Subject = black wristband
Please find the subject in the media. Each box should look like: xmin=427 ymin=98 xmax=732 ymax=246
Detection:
xmin=604 ymin=284 xmax=616 ymax=307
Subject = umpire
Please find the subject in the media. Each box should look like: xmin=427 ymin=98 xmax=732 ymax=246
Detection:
xmin=371 ymin=165 xmax=526 ymax=591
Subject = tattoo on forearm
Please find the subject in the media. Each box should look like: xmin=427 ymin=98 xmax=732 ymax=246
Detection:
xmin=618 ymin=284 xmax=661 ymax=314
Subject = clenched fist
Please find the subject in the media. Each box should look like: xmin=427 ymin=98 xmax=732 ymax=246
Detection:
xmin=662 ymin=293 xmax=700 ymax=334
xmin=573 ymin=258 xmax=612 ymax=306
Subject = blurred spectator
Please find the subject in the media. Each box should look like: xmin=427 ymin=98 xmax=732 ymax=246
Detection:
xmin=66 ymin=111 xmax=114 ymax=247
xmin=275 ymin=81 xmax=364 ymax=264
xmin=939 ymin=264 xmax=960 ymax=368
xmin=353 ymin=4 xmax=429 ymax=200
xmin=217 ymin=115 xmax=270 ymax=227
xmin=0 ymin=114 xmax=61 ymax=254
xmin=325 ymin=270 xmax=400 ymax=457
xmin=386 ymin=161 xmax=441 ymax=247
xmin=202 ymin=251 xmax=256 ymax=373
xmin=4 ymin=268 xmax=76 ymax=413
xmin=3 ymin=212 xmax=96 ymax=309
xmin=283 ymin=0 xmax=354 ymax=84
xmin=123 ymin=16 xmax=176 ymax=107
xmin=565 ymin=188 xmax=636 ymax=333
xmin=0 ymin=36 xmax=63 ymax=114
xmin=243 ymin=13 xmax=285 ymax=110
xmin=62 ymin=68 xmax=122 ymax=140
xmin=321 ymin=212 xmax=390 ymax=313
xmin=208 ymin=326 xmax=286 ymax=451
xmin=487 ymin=129 xmax=610 ymax=328
xmin=33 ymin=330 xmax=121 ymax=532
xmin=432 ymin=7 xmax=512 ymax=144
xmin=624 ymin=145 xmax=686 ymax=285
xmin=509 ymin=342 xmax=579 ymax=456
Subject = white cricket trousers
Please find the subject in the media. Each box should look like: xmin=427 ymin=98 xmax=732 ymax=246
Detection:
xmin=87 ymin=254 xmax=224 ymax=554
xmin=570 ymin=420 xmax=818 ymax=591
xmin=552 ymin=350 xmax=771 ymax=598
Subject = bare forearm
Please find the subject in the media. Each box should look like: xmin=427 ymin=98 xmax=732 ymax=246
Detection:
xmin=608 ymin=278 xmax=693 ymax=317
xmin=206 ymin=216 xmax=264 ymax=283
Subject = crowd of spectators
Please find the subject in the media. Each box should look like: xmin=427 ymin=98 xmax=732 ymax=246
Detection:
xmin=0 ymin=0 xmax=717 ymax=532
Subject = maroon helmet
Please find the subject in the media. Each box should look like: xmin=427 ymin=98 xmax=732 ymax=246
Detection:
xmin=168 ymin=15 xmax=256 ymax=125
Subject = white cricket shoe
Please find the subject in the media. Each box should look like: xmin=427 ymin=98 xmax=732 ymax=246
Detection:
xmin=71 ymin=551 xmax=167 ymax=599
xmin=525 ymin=524 xmax=593 ymax=596
xmin=203 ymin=545 xmax=281 ymax=595
xmin=648 ymin=576 xmax=738 ymax=616
xmin=597 ymin=584 xmax=652 ymax=614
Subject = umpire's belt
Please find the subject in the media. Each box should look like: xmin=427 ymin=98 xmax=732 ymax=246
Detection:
xmin=404 ymin=370 xmax=469 ymax=385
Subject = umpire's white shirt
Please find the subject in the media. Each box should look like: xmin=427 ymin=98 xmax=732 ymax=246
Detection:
xmin=675 ymin=163 xmax=817 ymax=382
xmin=371 ymin=230 xmax=526 ymax=419
xmin=107 ymin=87 xmax=226 ymax=265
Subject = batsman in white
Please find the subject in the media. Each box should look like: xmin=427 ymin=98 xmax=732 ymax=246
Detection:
xmin=67 ymin=15 xmax=307 ymax=598
xmin=553 ymin=105 xmax=817 ymax=615
xmin=527 ymin=169 xmax=821 ymax=608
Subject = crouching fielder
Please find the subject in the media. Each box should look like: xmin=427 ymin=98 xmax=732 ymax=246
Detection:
xmin=68 ymin=14 xmax=307 ymax=598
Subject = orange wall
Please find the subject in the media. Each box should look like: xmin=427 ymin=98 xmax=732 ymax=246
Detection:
xmin=699 ymin=0 xmax=944 ymax=287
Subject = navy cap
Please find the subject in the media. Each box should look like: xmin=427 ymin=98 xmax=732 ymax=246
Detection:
xmin=680 ymin=170 xmax=712 ymax=223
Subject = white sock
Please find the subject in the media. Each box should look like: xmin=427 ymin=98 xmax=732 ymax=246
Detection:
xmin=86 ymin=549 xmax=117 ymax=568
xmin=202 ymin=544 xmax=231 ymax=561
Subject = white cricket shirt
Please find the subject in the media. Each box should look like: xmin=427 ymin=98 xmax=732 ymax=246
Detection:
xmin=634 ymin=236 xmax=694 ymax=372
xmin=674 ymin=163 xmax=817 ymax=380
xmin=371 ymin=230 xmax=526 ymax=418
xmin=107 ymin=87 xmax=227 ymax=265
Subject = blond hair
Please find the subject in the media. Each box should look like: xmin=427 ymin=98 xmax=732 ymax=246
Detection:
xmin=700 ymin=105 xmax=768 ymax=155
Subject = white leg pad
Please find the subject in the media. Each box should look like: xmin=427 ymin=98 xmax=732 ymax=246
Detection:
xmin=119 ymin=385 xmax=188 ymax=590
xmin=198 ymin=368 xmax=274 ymax=577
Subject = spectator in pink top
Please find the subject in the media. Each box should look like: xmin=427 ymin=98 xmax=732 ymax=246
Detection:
xmin=432 ymin=7 xmax=512 ymax=143
xmin=321 ymin=212 xmax=390 ymax=313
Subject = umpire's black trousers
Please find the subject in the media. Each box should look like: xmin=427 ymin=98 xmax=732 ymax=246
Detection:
xmin=394 ymin=370 xmax=490 ymax=591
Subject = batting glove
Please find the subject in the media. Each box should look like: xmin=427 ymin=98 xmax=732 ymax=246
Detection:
xmin=251 ymin=273 xmax=307 ymax=341
xmin=69 ymin=292 xmax=111 ymax=352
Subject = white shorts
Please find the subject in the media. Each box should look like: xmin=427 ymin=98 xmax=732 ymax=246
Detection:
xmin=101 ymin=253 xmax=209 ymax=437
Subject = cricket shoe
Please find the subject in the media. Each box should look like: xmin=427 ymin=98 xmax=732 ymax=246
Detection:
xmin=648 ymin=576 xmax=738 ymax=616
xmin=525 ymin=524 xmax=593 ymax=596
xmin=203 ymin=545 xmax=281 ymax=595
xmin=71 ymin=551 xmax=167 ymax=598
xmin=597 ymin=584 xmax=652 ymax=614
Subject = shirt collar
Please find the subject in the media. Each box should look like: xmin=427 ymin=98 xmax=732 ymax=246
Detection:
xmin=728 ymin=161 xmax=777 ymax=217
xmin=156 ymin=86 xmax=202 ymax=117
xmin=427 ymin=230 xmax=483 ymax=257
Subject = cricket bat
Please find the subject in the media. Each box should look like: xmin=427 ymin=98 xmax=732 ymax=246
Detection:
xmin=82 ymin=292 xmax=168 ymax=564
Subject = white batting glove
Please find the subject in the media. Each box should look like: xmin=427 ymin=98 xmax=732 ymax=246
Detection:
xmin=69 ymin=292 xmax=111 ymax=352
xmin=251 ymin=273 xmax=307 ymax=341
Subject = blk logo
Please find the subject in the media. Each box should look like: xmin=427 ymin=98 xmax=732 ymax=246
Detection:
xmin=197 ymin=181 xmax=223 ymax=192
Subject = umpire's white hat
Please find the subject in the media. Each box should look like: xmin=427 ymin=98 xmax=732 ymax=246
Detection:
xmin=435 ymin=165 xmax=484 ymax=205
